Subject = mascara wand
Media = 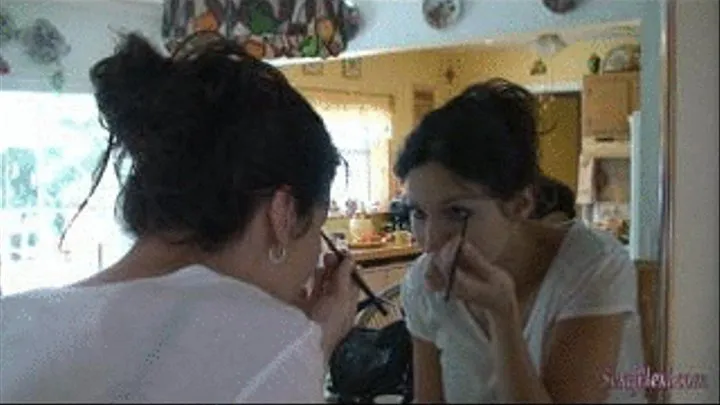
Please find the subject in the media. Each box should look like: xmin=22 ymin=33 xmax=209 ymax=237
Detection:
xmin=444 ymin=213 xmax=470 ymax=302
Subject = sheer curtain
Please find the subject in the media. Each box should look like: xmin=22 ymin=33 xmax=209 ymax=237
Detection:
xmin=0 ymin=90 xmax=393 ymax=295
xmin=0 ymin=91 xmax=132 ymax=296
xmin=303 ymin=90 xmax=393 ymax=208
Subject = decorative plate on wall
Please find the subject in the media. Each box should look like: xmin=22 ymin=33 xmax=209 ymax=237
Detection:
xmin=422 ymin=0 xmax=462 ymax=30
xmin=602 ymin=44 xmax=642 ymax=73
xmin=542 ymin=0 xmax=577 ymax=14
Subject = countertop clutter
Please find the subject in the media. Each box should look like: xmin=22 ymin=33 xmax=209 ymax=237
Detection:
xmin=322 ymin=209 xmax=420 ymax=295
xmin=351 ymin=244 xmax=421 ymax=264
xmin=344 ymin=227 xmax=419 ymax=267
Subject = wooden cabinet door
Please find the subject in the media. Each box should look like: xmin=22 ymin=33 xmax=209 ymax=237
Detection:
xmin=413 ymin=89 xmax=435 ymax=127
xmin=582 ymin=73 xmax=639 ymax=140
xmin=357 ymin=264 xmax=409 ymax=301
xmin=385 ymin=265 xmax=408 ymax=288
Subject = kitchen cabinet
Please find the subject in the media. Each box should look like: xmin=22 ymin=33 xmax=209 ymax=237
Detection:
xmin=413 ymin=89 xmax=435 ymax=127
xmin=357 ymin=264 xmax=409 ymax=300
xmin=582 ymin=72 xmax=640 ymax=140
xmin=353 ymin=245 xmax=421 ymax=300
xmin=358 ymin=266 xmax=394 ymax=298
xmin=385 ymin=265 xmax=407 ymax=287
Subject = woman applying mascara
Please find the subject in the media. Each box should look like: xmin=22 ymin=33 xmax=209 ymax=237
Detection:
xmin=395 ymin=79 xmax=646 ymax=403
xmin=0 ymin=32 xmax=359 ymax=403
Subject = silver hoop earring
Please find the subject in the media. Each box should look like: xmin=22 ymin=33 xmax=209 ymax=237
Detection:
xmin=268 ymin=245 xmax=287 ymax=265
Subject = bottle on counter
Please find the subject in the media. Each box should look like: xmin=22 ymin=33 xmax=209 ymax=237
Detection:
xmin=328 ymin=200 xmax=341 ymax=217
xmin=345 ymin=199 xmax=358 ymax=218
xmin=349 ymin=214 xmax=375 ymax=242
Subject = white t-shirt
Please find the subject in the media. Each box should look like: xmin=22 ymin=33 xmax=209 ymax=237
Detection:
xmin=0 ymin=264 xmax=325 ymax=403
xmin=401 ymin=221 xmax=647 ymax=403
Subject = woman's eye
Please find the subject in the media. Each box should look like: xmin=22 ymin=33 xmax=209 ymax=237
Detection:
xmin=410 ymin=209 xmax=427 ymax=220
xmin=447 ymin=206 xmax=472 ymax=220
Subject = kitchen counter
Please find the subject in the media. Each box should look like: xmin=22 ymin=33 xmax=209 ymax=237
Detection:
xmin=350 ymin=244 xmax=422 ymax=267
xmin=349 ymin=244 xmax=421 ymax=299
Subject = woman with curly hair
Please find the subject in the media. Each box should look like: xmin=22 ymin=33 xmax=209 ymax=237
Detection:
xmin=0 ymin=33 xmax=358 ymax=403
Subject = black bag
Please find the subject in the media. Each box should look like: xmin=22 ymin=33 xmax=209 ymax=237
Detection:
xmin=327 ymin=320 xmax=413 ymax=403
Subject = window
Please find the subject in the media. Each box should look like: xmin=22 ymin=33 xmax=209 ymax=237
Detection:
xmin=0 ymin=91 xmax=132 ymax=296
xmin=0 ymin=90 xmax=394 ymax=295
xmin=303 ymin=90 xmax=393 ymax=209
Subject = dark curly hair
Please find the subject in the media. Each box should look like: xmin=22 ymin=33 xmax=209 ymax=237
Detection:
xmin=394 ymin=78 xmax=540 ymax=200
xmin=530 ymin=175 xmax=577 ymax=220
xmin=61 ymin=32 xmax=341 ymax=252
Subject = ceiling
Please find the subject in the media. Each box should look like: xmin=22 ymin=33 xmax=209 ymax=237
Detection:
xmin=32 ymin=1 xmax=639 ymax=64
xmin=434 ymin=20 xmax=641 ymax=53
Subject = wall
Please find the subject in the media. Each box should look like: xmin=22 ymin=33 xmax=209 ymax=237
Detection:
xmin=284 ymin=40 xmax=632 ymax=205
xmin=347 ymin=0 xmax=648 ymax=56
xmin=279 ymin=49 xmax=455 ymax=204
xmin=445 ymin=39 xmax=639 ymax=192
xmin=536 ymin=93 xmax=581 ymax=190
xmin=446 ymin=34 xmax=659 ymax=260
xmin=449 ymin=38 xmax=640 ymax=89
xmin=0 ymin=1 xmax=161 ymax=93
xmin=0 ymin=0 xmax=663 ymax=243
xmin=667 ymin=0 xmax=719 ymax=402
xmin=0 ymin=0 xmax=652 ymax=93
xmin=0 ymin=0 xmax=661 ymax=223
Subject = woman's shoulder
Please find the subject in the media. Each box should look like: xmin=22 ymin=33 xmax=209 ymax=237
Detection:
xmin=557 ymin=221 xmax=632 ymax=268
xmin=0 ymin=267 xmax=322 ymax=402
xmin=1 ymin=264 xmax=316 ymax=349
xmin=545 ymin=222 xmax=637 ymax=309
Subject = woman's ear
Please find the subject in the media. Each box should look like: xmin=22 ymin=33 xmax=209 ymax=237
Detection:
xmin=267 ymin=187 xmax=298 ymax=246
xmin=501 ymin=186 xmax=535 ymax=221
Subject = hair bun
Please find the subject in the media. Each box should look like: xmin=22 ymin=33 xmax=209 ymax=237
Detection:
xmin=90 ymin=33 xmax=172 ymax=156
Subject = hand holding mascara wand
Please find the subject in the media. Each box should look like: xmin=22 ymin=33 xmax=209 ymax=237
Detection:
xmin=320 ymin=231 xmax=389 ymax=316
xmin=444 ymin=212 xmax=470 ymax=302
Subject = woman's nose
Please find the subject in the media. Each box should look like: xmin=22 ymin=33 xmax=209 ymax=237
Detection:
xmin=421 ymin=220 xmax=451 ymax=254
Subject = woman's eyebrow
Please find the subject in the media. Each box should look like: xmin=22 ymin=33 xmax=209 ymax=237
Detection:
xmin=404 ymin=200 xmax=419 ymax=210
xmin=439 ymin=194 xmax=489 ymax=205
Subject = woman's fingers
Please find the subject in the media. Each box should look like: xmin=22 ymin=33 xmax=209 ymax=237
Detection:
xmin=322 ymin=251 xmax=340 ymax=269
xmin=321 ymin=254 xmax=359 ymax=301
xmin=435 ymin=237 xmax=500 ymax=282
xmin=316 ymin=251 xmax=347 ymax=295
xmin=423 ymin=238 xmax=517 ymax=315
xmin=438 ymin=236 xmax=462 ymax=269
xmin=424 ymin=260 xmax=446 ymax=292
xmin=457 ymin=242 xmax=501 ymax=281
xmin=334 ymin=257 xmax=356 ymax=295
xmin=449 ymin=267 xmax=497 ymax=306
xmin=309 ymin=255 xmax=359 ymax=358
xmin=428 ymin=237 xmax=514 ymax=306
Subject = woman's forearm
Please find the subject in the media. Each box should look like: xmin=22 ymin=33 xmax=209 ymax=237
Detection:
xmin=490 ymin=313 xmax=553 ymax=403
